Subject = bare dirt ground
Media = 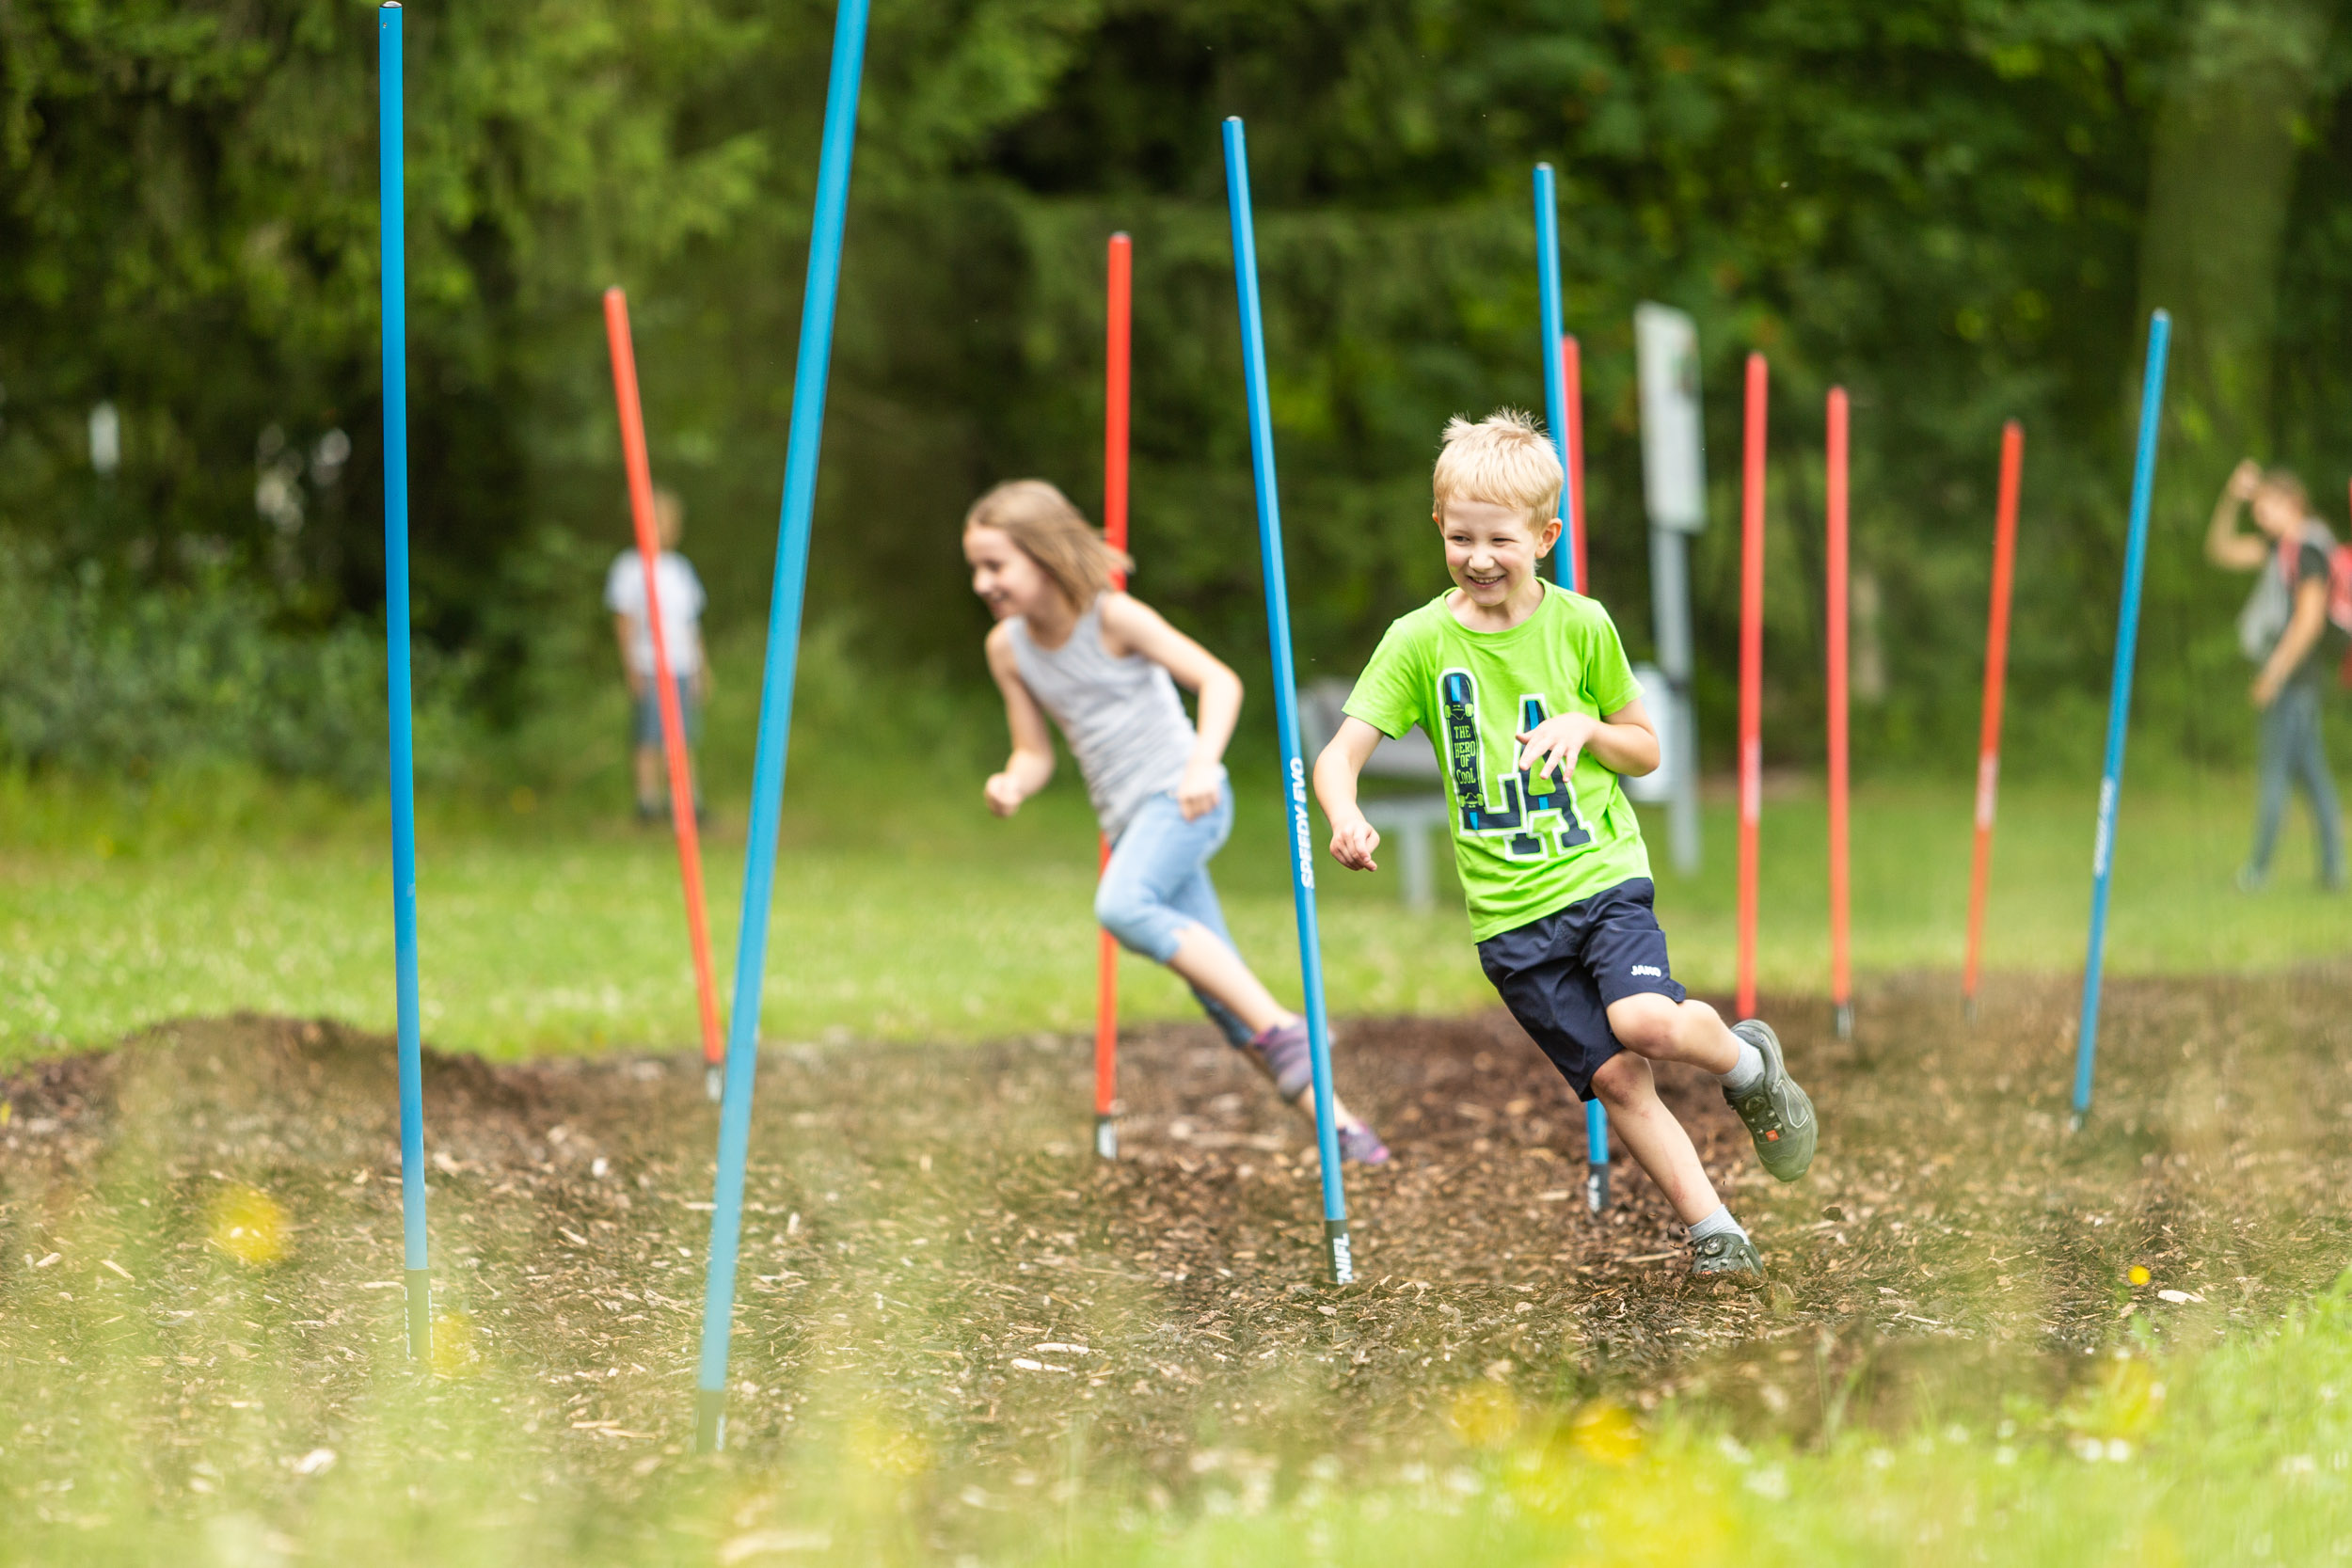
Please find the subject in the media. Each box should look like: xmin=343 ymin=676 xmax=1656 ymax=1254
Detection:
xmin=3 ymin=970 xmax=2347 ymax=1508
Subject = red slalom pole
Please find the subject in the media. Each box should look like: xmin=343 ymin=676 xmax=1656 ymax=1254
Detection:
xmin=1737 ymin=354 xmax=1768 ymax=1021
xmin=1963 ymin=421 xmax=2024 ymax=1020
xmin=603 ymin=287 xmax=726 ymax=1102
xmin=1825 ymin=388 xmax=1851 ymax=1040
xmin=1563 ymin=334 xmax=1588 ymax=594
xmin=1093 ymin=232 xmax=1132 ymax=1161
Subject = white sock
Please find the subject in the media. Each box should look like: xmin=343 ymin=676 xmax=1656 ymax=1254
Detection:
xmin=1688 ymin=1204 xmax=1746 ymax=1243
xmin=1719 ymin=1038 xmax=1766 ymax=1096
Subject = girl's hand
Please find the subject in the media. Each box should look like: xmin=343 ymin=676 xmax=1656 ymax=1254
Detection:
xmin=1176 ymin=759 xmax=1223 ymax=821
xmin=2228 ymin=458 xmax=2264 ymax=501
xmin=1516 ymin=712 xmax=1597 ymax=780
xmin=2251 ymin=669 xmax=2285 ymax=710
xmin=1328 ymin=812 xmax=1381 ymax=871
xmin=983 ymin=771 xmax=1025 ymax=817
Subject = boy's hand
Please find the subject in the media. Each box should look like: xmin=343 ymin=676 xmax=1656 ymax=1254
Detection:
xmin=1516 ymin=712 xmax=1598 ymax=781
xmin=2227 ymin=458 xmax=2264 ymax=501
xmin=1328 ymin=812 xmax=1381 ymax=871
xmin=1176 ymin=758 xmax=1223 ymax=821
xmin=982 ymin=772 xmax=1025 ymax=817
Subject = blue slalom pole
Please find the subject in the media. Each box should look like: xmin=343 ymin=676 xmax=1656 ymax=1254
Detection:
xmin=1532 ymin=166 xmax=1575 ymax=596
xmin=378 ymin=0 xmax=430 ymax=1364
xmin=2072 ymin=309 xmax=2170 ymax=1128
xmin=1534 ymin=163 xmax=1609 ymax=1211
xmin=691 ymin=0 xmax=870 ymax=1454
xmin=1222 ymin=119 xmax=1354 ymax=1287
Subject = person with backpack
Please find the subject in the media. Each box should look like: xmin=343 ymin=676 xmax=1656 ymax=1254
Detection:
xmin=2207 ymin=460 xmax=2345 ymax=892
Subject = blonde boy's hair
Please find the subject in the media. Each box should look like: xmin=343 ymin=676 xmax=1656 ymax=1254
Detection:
xmin=1433 ymin=409 xmax=1563 ymax=530
xmin=963 ymin=480 xmax=1132 ymax=610
xmin=2262 ymin=467 xmax=2309 ymax=508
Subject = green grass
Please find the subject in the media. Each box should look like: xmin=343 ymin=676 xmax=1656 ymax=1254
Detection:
xmin=14 ymin=1259 xmax=2352 ymax=1565
xmin=1 ymin=762 xmax=2344 ymax=1061
xmin=0 ymin=766 xmax=2342 ymax=1060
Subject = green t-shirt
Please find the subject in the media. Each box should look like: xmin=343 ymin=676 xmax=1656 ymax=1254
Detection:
xmin=1344 ymin=583 xmax=1651 ymax=940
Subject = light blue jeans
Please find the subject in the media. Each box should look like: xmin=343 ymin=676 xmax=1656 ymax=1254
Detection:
xmin=2250 ymin=680 xmax=2344 ymax=884
xmin=1095 ymin=784 xmax=1254 ymax=1046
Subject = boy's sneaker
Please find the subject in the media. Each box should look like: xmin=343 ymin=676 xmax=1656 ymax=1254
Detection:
xmin=1238 ymin=1020 xmax=1313 ymax=1101
xmin=1337 ymin=1122 xmax=1391 ymax=1166
xmin=1724 ymin=1020 xmax=1816 ymax=1182
xmin=1691 ymin=1230 xmax=1763 ymax=1278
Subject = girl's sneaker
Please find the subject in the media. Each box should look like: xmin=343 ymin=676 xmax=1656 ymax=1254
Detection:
xmin=1338 ymin=1123 xmax=1391 ymax=1166
xmin=1691 ymin=1230 xmax=1763 ymax=1277
xmin=1239 ymin=1020 xmax=1314 ymax=1101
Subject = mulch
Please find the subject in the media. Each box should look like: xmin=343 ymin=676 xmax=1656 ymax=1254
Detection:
xmin=2 ymin=968 xmax=2346 ymax=1498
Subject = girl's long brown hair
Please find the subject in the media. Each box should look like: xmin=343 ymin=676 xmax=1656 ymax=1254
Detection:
xmin=963 ymin=480 xmax=1132 ymax=610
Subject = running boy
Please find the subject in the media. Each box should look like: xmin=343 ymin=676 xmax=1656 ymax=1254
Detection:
xmin=965 ymin=480 xmax=1388 ymax=1163
xmin=1312 ymin=412 xmax=1816 ymax=1275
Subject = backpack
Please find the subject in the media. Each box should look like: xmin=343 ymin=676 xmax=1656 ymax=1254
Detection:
xmin=2279 ymin=510 xmax=2352 ymax=686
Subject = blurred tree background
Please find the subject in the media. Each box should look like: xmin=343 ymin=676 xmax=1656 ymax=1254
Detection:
xmin=3 ymin=0 xmax=2349 ymax=791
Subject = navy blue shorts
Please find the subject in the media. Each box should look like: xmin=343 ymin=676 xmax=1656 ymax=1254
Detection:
xmin=1475 ymin=878 xmax=1685 ymax=1101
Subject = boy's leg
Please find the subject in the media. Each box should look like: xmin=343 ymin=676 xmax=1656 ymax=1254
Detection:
xmin=2247 ymin=698 xmax=2296 ymax=883
xmin=1479 ymin=900 xmax=1757 ymax=1275
xmin=2284 ymin=686 xmax=2344 ymax=886
xmin=1588 ymin=1053 xmax=1720 ymax=1224
xmin=1585 ymin=881 xmax=1817 ymax=1182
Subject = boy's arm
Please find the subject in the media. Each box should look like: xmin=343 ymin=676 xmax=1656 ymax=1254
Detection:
xmin=2253 ymin=577 xmax=2329 ymax=707
xmin=983 ymin=623 xmax=1057 ymax=816
xmin=612 ymin=613 xmax=644 ymax=697
xmin=2206 ymin=459 xmax=2269 ymax=570
xmin=1515 ymin=697 xmax=1660 ymax=781
xmin=1313 ymin=717 xmax=1387 ymax=870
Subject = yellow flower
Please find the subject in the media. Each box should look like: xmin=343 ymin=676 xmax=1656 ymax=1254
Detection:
xmin=1449 ymin=1384 xmax=1519 ymax=1449
xmin=2128 ymin=1264 xmax=2152 ymax=1287
xmin=429 ymin=1312 xmax=484 ymax=1378
xmin=1569 ymin=1400 xmax=1643 ymax=1465
xmin=207 ymin=1185 xmax=288 ymax=1267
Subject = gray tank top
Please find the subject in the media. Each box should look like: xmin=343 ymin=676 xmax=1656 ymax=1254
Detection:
xmin=1007 ymin=597 xmax=1212 ymax=841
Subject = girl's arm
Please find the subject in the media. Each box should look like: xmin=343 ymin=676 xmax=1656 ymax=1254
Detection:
xmin=1100 ymin=594 xmax=1242 ymax=821
xmin=1514 ymin=696 xmax=1661 ymax=782
xmin=2206 ymin=459 xmax=2269 ymax=571
xmin=982 ymin=623 xmax=1057 ymax=816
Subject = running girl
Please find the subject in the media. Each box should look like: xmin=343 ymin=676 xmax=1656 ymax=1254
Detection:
xmin=963 ymin=480 xmax=1389 ymax=1164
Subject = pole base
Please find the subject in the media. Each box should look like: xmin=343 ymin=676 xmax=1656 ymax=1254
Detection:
xmin=1093 ymin=1114 xmax=1118 ymax=1162
xmin=1833 ymin=1002 xmax=1853 ymax=1041
xmin=705 ymin=1064 xmax=723 ymax=1104
xmin=1963 ymin=994 xmax=1979 ymax=1025
xmin=2068 ymin=1110 xmax=2086 ymax=1134
xmin=1324 ymin=1218 xmax=1355 ymax=1285
xmin=405 ymin=1268 xmax=432 ymax=1361
xmin=1585 ymin=1163 xmax=1610 ymax=1214
xmin=693 ymin=1387 xmax=728 ymax=1453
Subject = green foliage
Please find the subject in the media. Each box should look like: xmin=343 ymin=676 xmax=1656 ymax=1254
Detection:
xmin=0 ymin=535 xmax=394 ymax=784
xmin=8 ymin=0 xmax=2352 ymax=779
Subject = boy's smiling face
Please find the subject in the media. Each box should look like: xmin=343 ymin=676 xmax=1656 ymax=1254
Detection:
xmin=1436 ymin=497 xmax=1561 ymax=623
